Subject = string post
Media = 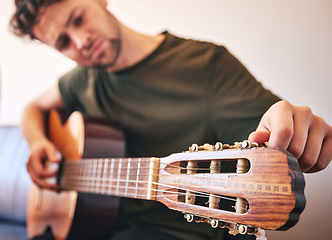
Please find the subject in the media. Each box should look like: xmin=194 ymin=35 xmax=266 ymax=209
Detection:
xmin=209 ymin=159 xmax=221 ymax=209
xmin=235 ymin=158 xmax=249 ymax=216
xmin=185 ymin=161 xmax=198 ymax=204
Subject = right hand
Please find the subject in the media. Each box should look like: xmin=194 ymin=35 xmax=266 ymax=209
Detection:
xmin=27 ymin=138 xmax=61 ymax=190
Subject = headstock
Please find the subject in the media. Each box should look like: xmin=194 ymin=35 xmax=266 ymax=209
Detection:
xmin=157 ymin=142 xmax=306 ymax=236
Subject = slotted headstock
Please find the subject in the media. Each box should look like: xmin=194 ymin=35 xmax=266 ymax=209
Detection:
xmin=157 ymin=142 xmax=306 ymax=235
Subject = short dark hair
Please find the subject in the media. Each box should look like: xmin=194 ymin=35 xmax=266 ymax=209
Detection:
xmin=10 ymin=0 xmax=62 ymax=40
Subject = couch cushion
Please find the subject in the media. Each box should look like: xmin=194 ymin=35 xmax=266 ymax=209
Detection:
xmin=0 ymin=126 xmax=31 ymax=223
xmin=0 ymin=220 xmax=27 ymax=240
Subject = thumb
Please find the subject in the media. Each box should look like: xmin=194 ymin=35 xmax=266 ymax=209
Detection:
xmin=248 ymin=130 xmax=271 ymax=145
xmin=44 ymin=142 xmax=61 ymax=163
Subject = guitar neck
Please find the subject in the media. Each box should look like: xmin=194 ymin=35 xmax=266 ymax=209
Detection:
xmin=60 ymin=157 xmax=159 ymax=200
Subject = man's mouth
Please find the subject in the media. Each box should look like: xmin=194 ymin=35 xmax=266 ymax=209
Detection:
xmin=90 ymin=39 xmax=104 ymax=61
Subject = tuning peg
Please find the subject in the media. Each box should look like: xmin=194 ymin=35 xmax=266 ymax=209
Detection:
xmin=183 ymin=213 xmax=205 ymax=223
xmin=214 ymin=142 xmax=223 ymax=150
xmin=230 ymin=224 xmax=258 ymax=235
xmin=240 ymin=225 xmax=258 ymax=235
xmin=189 ymin=144 xmax=199 ymax=152
xmin=241 ymin=140 xmax=252 ymax=149
xmin=209 ymin=219 xmax=219 ymax=228
xmin=184 ymin=213 xmax=194 ymax=222
xmin=241 ymin=140 xmax=259 ymax=149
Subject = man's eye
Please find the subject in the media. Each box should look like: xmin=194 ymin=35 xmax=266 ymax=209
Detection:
xmin=59 ymin=35 xmax=70 ymax=50
xmin=73 ymin=15 xmax=83 ymax=27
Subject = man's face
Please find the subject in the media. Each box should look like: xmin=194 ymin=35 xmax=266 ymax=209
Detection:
xmin=32 ymin=0 xmax=121 ymax=68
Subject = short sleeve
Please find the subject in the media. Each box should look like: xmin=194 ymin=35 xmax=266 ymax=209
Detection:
xmin=58 ymin=66 xmax=89 ymax=113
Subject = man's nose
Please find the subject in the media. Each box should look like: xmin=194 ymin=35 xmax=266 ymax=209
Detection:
xmin=71 ymin=31 xmax=91 ymax=50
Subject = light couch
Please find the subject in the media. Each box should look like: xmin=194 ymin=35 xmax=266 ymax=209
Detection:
xmin=0 ymin=126 xmax=30 ymax=240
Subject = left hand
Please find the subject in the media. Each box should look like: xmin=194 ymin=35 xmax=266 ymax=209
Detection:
xmin=249 ymin=100 xmax=332 ymax=173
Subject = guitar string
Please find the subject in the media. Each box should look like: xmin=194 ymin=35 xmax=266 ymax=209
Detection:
xmin=61 ymin=176 xmax=248 ymax=210
xmin=62 ymin=160 xmax=247 ymax=197
xmin=61 ymin=158 xmax=250 ymax=210
xmin=61 ymin=179 xmax=248 ymax=212
xmin=62 ymin=171 xmax=238 ymax=182
xmin=61 ymin=169 xmax=241 ymax=179
xmin=64 ymin=159 xmax=237 ymax=173
xmin=61 ymin=169 xmax=241 ymax=185
xmin=65 ymin=157 xmax=236 ymax=168
xmin=66 ymin=160 xmax=196 ymax=171
xmin=62 ymin=180 xmax=234 ymax=201
xmin=63 ymin=182 xmax=244 ymax=209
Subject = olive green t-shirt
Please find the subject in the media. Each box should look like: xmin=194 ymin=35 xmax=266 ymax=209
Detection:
xmin=59 ymin=32 xmax=280 ymax=239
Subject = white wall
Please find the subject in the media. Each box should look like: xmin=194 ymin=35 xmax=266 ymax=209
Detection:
xmin=1 ymin=0 xmax=331 ymax=239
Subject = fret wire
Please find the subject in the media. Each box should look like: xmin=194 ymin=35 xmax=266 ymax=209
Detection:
xmin=93 ymin=160 xmax=97 ymax=192
xmin=109 ymin=158 xmax=115 ymax=195
xmin=88 ymin=161 xmax=92 ymax=192
xmin=116 ymin=158 xmax=122 ymax=196
xmin=77 ymin=161 xmax=81 ymax=189
xmin=96 ymin=160 xmax=99 ymax=192
xmin=103 ymin=159 xmax=109 ymax=194
xmin=125 ymin=158 xmax=131 ymax=197
xmin=85 ymin=160 xmax=89 ymax=190
xmin=78 ymin=162 xmax=81 ymax=190
xmin=135 ymin=158 xmax=141 ymax=198
xmin=83 ymin=161 xmax=87 ymax=191
xmin=77 ymin=162 xmax=80 ymax=189
xmin=97 ymin=159 xmax=102 ymax=193
xmin=94 ymin=160 xmax=98 ymax=193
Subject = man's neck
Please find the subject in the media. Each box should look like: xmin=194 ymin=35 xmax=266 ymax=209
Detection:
xmin=106 ymin=26 xmax=165 ymax=72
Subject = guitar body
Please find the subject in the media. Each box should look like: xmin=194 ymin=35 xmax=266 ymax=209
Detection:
xmin=27 ymin=111 xmax=124 ymax=240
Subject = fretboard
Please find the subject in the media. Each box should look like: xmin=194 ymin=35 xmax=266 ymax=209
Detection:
xmin=60 ymin=157 xmax=155 ymax=200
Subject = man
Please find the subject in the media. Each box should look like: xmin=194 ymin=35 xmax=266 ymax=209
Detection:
xmin=10 ymin=0 xmax=332 ymax=239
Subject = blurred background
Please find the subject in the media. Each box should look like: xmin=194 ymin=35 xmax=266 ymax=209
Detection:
xmin=0 ymin=0 xmax=331 ymax=239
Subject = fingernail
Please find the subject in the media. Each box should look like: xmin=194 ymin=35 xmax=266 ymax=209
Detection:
xmin=46 ymin=161 xmax=59 ymax=172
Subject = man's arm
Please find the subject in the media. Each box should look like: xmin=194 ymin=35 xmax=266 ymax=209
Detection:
xmin=22 ymin=86 xmax=65 ymax=189
xmin=249 ymin=100 xmax=332 ymax=173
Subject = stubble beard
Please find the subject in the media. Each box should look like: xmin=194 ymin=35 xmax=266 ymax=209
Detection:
xmin=104 ymin=38 xmax=121 ymax=69
xmin=92 ymin=37 xmax=122 ymax=71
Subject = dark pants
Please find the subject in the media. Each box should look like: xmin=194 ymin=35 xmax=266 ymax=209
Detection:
xmin=32 ymin=225 xmax=256 ymax=240
xmin=31 ymin=226 xmax=177 ymax=240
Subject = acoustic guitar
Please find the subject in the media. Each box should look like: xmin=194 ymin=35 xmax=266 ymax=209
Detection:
xmin=27 ymin=110 xmax=306 ymax=240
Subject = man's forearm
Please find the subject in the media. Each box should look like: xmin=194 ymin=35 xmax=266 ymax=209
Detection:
xmin=20 ymin=103 xmax=48 ymax=148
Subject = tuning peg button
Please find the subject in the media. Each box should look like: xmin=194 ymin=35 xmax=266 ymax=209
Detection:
xmin=209 ymin=219 xmax=219 ymax=228
xmin=184 ymin=213 xmax=194 ymax=222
